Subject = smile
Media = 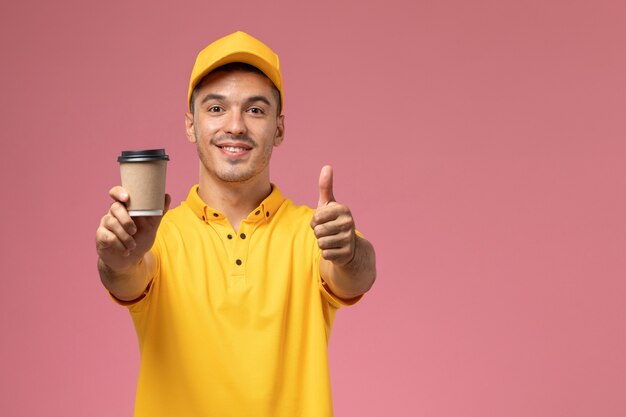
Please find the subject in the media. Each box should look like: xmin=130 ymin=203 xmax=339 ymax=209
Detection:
xmin=216 ymin=143 xmax=253 ymax=157
xmin=221 ymin=146 xmax=248 ymax=152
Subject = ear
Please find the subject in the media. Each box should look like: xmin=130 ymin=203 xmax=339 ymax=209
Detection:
xmin=185 ymin=112 xmax=197 ymax=144
xmin=274 ymin=114 xmax=285 ymax=147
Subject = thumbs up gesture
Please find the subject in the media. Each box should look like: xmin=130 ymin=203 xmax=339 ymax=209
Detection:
xmin=310 ymin=165 xmax=357 ymax=266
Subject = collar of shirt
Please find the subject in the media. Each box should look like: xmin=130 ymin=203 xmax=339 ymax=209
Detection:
xmin=184 ymin=184 xmax=286 ymax=225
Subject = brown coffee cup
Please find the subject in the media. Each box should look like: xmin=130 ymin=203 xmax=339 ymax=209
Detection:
xmin=118 ymin=149 xmax=169 ymax=216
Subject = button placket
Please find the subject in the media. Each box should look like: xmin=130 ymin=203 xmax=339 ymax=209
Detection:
xmin=230 ymin=223 xmax=251 ymax=279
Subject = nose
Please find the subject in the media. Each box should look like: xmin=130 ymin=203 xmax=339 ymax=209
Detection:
xmin=223 ymin=110 xmax=247 ymax=136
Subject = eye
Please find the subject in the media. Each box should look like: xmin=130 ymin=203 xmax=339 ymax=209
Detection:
xmin=208 ymin=105 xmax=223 ymax=113
xmin=247 ymin=107 xmax=264 ymax=115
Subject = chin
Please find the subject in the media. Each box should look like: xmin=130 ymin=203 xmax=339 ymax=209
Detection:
xmin=217 ymin=169 xmax=256 ymax=183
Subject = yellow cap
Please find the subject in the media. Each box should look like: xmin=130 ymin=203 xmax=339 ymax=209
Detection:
xmin=187 ymin=31 xmax=283 ymax=111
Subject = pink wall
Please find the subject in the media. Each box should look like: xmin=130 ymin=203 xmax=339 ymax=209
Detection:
xmin=1 ymin=0 xmax=625 ymax=416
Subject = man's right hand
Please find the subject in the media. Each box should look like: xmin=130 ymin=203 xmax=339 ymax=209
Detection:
xmin=96 ymin=186 xmax=170 ymax=300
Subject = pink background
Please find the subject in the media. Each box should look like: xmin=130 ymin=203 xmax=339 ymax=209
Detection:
xmin=1 ymin=0 xmax=625 ymax=416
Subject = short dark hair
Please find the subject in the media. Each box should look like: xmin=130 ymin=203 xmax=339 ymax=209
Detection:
xmin=189 ymin=62 xmax=282 ymax=115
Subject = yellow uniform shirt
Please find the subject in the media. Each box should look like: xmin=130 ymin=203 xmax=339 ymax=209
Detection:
xmin=121 ymin=185 xmax=358 ymax=417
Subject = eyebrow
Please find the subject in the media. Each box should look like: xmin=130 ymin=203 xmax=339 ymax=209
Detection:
xmin=246 ymin=95 xmax=272 ymax=107
xmin=200 ymin=93 xmax=272 ymax=107
xmin=200 ymin=93 xmax=226 ymax=105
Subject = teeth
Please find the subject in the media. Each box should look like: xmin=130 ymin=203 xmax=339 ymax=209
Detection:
xmin=223 ymin=146 xmax=246 ymax=152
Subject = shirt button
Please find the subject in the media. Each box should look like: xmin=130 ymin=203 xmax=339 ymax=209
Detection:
xmin=201 ymin=215 xmax=205 ymax=221
xmin=255 ymin=210 xmax=260 ymax=215
xmin=266 ymin=211 xmax=270 ymax=217
xmin=240 ymin=233 xmax=246 ymax=239
xmin=236 ymin=259 xmax=242 ymax=266
xmin=227 ymin=234 xmax=233 ymax=239
xmin=213 ymin=213 xmax=219 ymax=217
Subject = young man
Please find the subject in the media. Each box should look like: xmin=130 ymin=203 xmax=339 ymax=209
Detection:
xmin=96 ymin=31 xmax=376 ymax=417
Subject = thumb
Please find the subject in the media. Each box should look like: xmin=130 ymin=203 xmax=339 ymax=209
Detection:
xmin=317 ymin=165 xmax=335 ymax=208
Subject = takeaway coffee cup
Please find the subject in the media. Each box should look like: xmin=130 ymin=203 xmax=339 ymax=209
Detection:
xmin=118 ymin=149 xmax=169 ymax=216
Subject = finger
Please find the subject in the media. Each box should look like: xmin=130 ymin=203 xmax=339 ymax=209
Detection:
xmin=311 ymin=203 xmax=352 ymax=229
xmin=317 ymin=165 xmax=335 ymax=208
xmin=312 ymin=216 xmax=354 ymax=239
xmin=96 ymin=223 xmax=132 ymax=254
xmin=321 ymin=247 xmax=355 ymax=264
xmin=109 ymin=186 xmax=130 ymax=203
xmin=310 ymin=207 xmax=338 ymax=229
xmin=96 ymin=226 xmax=115 ymax=250
xmin=316 ymin=231 xmax=354 ymax=250
xmin=110 ymin=202 xmax=137 ymax=235
xmin=102 ymin=213 xmax=137 ymax=251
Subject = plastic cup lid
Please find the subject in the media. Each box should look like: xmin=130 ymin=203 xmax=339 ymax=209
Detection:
xmin=118 ymin=149 xmax=170 ymax=163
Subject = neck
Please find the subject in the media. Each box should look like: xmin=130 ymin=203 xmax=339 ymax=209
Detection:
xmin=197 ymin=171 xmax=272 ymax=232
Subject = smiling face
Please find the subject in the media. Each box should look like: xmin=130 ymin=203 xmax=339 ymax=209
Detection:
xmin=185 ymin=68 xmax=284 ymax=186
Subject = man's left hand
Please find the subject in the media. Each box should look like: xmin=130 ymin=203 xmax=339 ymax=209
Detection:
xmin=310 ymin=165 xmax=356 ymax=266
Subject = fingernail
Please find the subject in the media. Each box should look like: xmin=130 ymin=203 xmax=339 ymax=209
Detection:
xmin=120 ymin=192 xmax=129 ymax=200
